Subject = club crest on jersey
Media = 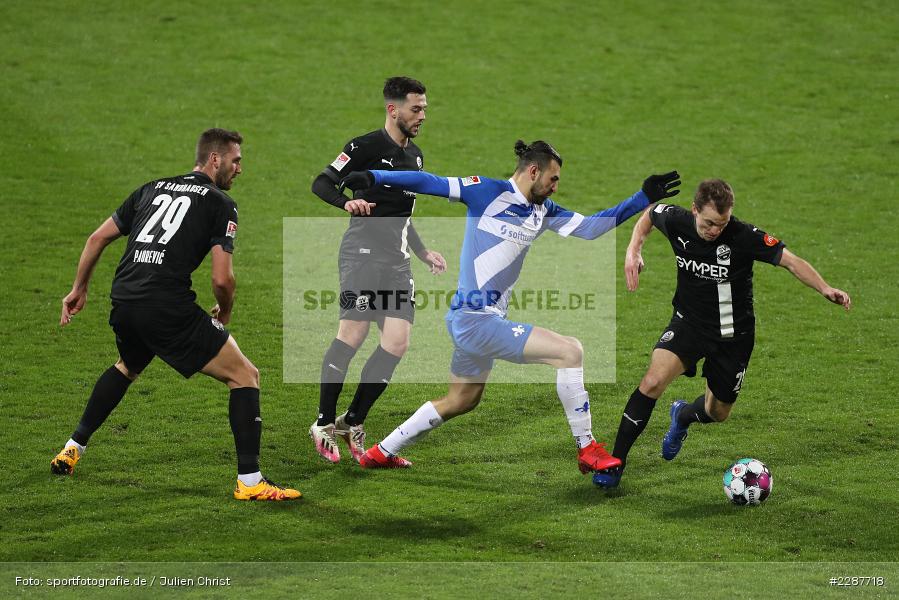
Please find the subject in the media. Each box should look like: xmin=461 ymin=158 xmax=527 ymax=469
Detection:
xmin=330 ymin=152 xmax=351 ymax=172
xmin=660 ymin=330 xmax=675 ymax=342
xmin=461 ymin=176 xmax=481 ymax=187
xmin=211 ymin=317 xmax=225 ymax=331
xmin=416 ymin=156 xmax=423 ymax=170
xmin=226 ymin=221 xmax=237 ymax=238
xmin=763 ymin=233 xmax=779 ymax=247
xmin=716 ymin=244 xmax=731 ymax=262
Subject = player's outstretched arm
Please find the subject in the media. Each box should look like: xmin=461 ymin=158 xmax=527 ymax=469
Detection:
xmin=340 ymin=170 xmax=452 ymax=198
xmin=210 ymin=245 xmax=236 ymax=325
xmin=564 ymin=171 xmax=681 ymax=240
xmin=777 ymin=249 xmax=851 ymax=310
xmin=60 ymin=217 xmax=122 ymax=326
xmin=624 ymin=207 xmax=657 ymax=292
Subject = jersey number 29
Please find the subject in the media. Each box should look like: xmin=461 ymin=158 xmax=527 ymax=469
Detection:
xmin=136 ymin=194 xmax=191 ymax=245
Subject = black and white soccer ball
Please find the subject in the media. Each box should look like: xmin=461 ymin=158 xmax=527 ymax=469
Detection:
xmin=723 ymin=458 xmax=772 ymax=506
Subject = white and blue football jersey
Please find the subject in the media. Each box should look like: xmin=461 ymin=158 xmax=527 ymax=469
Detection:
xmin=370 ymin=170 xmax=651 ymax=316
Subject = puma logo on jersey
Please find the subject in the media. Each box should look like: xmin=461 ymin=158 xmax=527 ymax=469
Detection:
xmin=677 ymin=236 xmax=690 ymax=249
xmin=381 ymin=158 xmax=394 ymax=167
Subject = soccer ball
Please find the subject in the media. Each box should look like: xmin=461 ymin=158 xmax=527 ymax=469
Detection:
xmin=723 ymin=458 xmax=772 ymax=506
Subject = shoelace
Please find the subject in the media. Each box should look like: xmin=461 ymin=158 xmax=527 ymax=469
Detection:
xmin=351 ymin=428 xmax=366 ymax=447
xmin=261 ymin=478 xmax=288 ymax=491
xmin=317 ymin=427 xmax=339 ymax=451
xmin=582 ymin=442 xmax=611 ymax=464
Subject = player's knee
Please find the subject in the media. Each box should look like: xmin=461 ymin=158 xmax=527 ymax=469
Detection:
xmin=708 ymin=401 xmax=732 ymax=422
xmin=560 ymin=336 xmax=583 ymax=367
xmin=114 ymin=360 xmax=140 ymax=381
xmin=337 ymin=321 xmax=369 ymax=349
xmin=639 ymin=373 xmax=666 ymax=397
xmin=244 ymin=361 xmax=260 ymax=388
xmin=229 ymin=359 xmax=258 ymax=389
xmin=380 ymin=338 xmax=409 ymax=357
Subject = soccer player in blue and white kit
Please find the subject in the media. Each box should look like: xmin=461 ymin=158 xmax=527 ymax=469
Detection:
xmin=339 ymin=140 xmax=681 ymax=474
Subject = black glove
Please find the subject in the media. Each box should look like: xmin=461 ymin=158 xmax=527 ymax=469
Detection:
xmin=338 ymin=171 xmax=375 ymax=194
xmin=642 ymin=171 xmax=681 ymax=203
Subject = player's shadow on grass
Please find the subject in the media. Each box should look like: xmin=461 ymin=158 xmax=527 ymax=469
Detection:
xmin=559 ymin=483 xmax=627 ymax=505
xmin=350 ymin=514 xmax=480 ymax=540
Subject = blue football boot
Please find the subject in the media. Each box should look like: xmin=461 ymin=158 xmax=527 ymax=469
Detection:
xmin=661 ymin=400 xmax=689 ymax=460
xmin=592 ymin=465 xmax=624 ymax=488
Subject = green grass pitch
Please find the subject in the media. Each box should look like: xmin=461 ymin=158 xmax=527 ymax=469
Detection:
xmin=1 ymin=0 xmax=897 ymax=597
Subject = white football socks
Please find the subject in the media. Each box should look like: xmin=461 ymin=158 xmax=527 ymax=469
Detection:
xmin=556 ymin=368 xmax=594 ymax=449
xmin=65 ymin=439 xmax=86 ymax=455
xmin=380 ymin=401 xmax=444 ymax=456
xmin=238 ymin=471 xmax=262 ymax=486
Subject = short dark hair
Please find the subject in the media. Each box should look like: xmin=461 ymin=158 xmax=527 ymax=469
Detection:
xmin=383 ymin=76 xmax=426 ymax=102
xmin=514 ymin=139 xmax=563 ymax=172
xmin=195 ymin=128 xmax=243 ymax=167
xmin=693 ymin=179 xmax=734 ymax=213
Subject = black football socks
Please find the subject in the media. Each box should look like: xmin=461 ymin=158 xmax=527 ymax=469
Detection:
xmin=317 ymin=339 xmax=357 ymax=426
xmin=611 ymin=388 xmax=658 ymax=465
xmin=345 ymin=345 xmax=402 ymax=426
xmin=677 ymin=394 xmax=715 ymax=427
xmin=71 ymin=366 xmax=132 ymax=446
xmin=229 ymin=387 xmax=261 ymax=475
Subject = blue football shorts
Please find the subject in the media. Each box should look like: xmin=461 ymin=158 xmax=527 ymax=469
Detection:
xmin=444 ymin=308 xmax=534 ymax=377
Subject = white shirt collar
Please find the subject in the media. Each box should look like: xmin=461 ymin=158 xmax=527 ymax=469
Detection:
xmin=507 ymin=178 xmax=530 ymax=207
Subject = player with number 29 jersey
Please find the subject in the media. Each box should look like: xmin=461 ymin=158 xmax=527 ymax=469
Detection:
xmin=110 ymin=171 xmax=238 ymax=305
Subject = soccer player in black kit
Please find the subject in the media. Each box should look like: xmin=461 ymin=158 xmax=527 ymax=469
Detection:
xmin=52 ymin=128 xmax=300 ymax=501
xmin=307 ymin=76 xmax=446 ymax=464
xmin=594 ymin=179 xmax=851 ymax=488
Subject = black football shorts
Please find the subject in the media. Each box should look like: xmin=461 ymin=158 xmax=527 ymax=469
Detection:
xmin=654 ymin=313 xmax=755 ymax=403
xmin=109 ymin=302 xmax=230 ymax=378
xmin=337 ymin=257 xmax=415 ymax=323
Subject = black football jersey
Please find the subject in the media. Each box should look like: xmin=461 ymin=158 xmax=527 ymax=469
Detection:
xmin=323 ymin=128 xmax=424 ymax=263
xmin=110 ymin=171 xmax=238 ymax=305
xmin=650 ymin=203 xmax=785 ymax=339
